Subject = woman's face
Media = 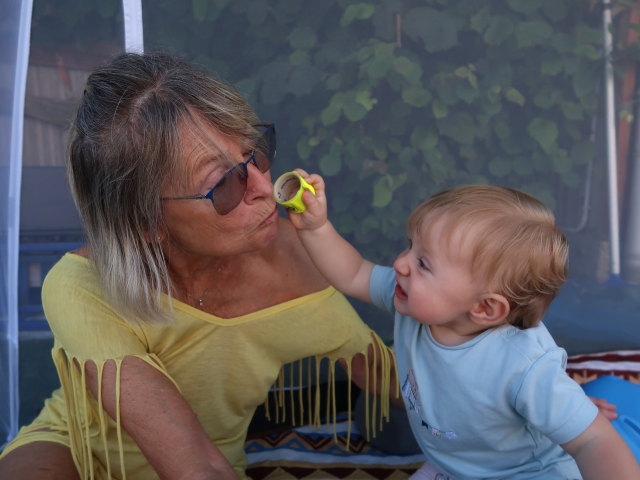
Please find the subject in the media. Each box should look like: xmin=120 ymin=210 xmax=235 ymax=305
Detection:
xmin=161 ymin=123 xmax=279 ymax=259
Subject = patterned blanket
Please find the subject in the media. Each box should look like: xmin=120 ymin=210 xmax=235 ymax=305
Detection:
xmin=246 ymin=419 xmax=425 ymax=479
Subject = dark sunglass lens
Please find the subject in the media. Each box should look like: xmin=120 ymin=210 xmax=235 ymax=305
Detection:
xmin=213 ymin=166 xmax=248 ymax=215
xmin=265 ymin=127 xmax=276 ymax=159
xmin=253 ymin=151 xmax=270 ymax=173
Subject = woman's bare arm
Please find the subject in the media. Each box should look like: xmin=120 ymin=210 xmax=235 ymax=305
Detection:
xmin=85 ymin=356 xmax=239 ymax=480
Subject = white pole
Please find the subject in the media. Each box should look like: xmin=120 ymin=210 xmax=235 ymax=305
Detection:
xmin=622 ymin=99 xmax=640 ymax=283
xmin=3 ymin=0 xmax=34 ymax=446
xmin=603 ymin=0 xmax=621 ymax=277
xmin=122 ymin=0 xmax=144 ymax=53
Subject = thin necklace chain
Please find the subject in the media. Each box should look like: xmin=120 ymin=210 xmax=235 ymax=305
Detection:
xmin=175 ymin=266 xmax=225 ymax=307
xmin=181 ymin=286 xmax=212 ymax=307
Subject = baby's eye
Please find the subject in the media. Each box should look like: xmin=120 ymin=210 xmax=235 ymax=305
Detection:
xmin=406 ymin=238 xmax=413 ymax=249
xmin=418 ymin=258 xmax=431 ymax=271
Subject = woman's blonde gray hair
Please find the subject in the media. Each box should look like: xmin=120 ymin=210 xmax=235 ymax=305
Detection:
xmin=407 ymin=185 xmax=568 ymax=329
xmin=68 ymin=52 xmax=259 ymax=323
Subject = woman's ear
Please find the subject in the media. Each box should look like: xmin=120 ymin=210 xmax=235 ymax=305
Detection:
xmin=469 ymin=294 xmax=510 ymax=326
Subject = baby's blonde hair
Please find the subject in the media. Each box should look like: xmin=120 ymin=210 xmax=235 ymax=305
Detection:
xmin=407 ymin=185 xmax=568 ymax=329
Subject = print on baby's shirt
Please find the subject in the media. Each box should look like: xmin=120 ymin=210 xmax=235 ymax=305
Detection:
xmin=402 ymin=369 xmax=457 ymax=441
xmin=402 ymin=368 xmax=421 ymax=416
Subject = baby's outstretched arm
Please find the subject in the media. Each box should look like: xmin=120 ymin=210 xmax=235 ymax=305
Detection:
xmin=290 ymin=170 xmax=402 ymax=414
xmin=562 ymin=412 xmax=640 ymax=479
xmin=288 ymin=169 xmax=374 ymax=303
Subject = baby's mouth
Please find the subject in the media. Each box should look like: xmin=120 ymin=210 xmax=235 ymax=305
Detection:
xmin=394 ymin=283 xmax=407 ymax=300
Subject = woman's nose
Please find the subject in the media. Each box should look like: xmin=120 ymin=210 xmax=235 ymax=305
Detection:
xmin=244 ymin=162 xmax=273 ymax=202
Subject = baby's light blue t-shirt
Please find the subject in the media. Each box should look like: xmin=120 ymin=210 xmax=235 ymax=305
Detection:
xmin=370 ymin=265 xmax=598 ymax=480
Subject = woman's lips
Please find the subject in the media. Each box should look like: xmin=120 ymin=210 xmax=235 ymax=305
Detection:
xmin=258 ymin=205 xmax=278 ymax=227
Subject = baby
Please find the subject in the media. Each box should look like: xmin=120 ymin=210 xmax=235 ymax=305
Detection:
xmin=289 ymin=172 xmax=640 ymax=479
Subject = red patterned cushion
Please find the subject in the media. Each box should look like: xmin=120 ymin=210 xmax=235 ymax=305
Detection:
xmin=566 ymin=350 xmax=640 ymax=385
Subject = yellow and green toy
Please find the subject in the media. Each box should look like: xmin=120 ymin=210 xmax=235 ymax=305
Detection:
xmin=273 ymin=171 xmax=316 ymax=213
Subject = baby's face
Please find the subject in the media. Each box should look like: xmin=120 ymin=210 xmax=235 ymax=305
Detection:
xmin=392 ymin=220 xmax=481 ymax=329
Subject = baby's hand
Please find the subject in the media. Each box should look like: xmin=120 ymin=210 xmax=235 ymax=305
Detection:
xmin=589 ymin=396 xmax=618 ymax=420
xmin=287 ymin=169 xmax=327 ymax=231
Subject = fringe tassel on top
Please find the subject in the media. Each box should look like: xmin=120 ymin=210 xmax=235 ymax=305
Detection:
xmin=54 ymin=351 xmax=174 ymax=480
xmin=265 ymin=332 xmax=398 ymax=450
xmin=52 ymin=331 xmax=397 ymax=479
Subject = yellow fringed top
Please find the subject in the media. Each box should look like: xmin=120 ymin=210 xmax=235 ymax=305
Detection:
xmin=25 ymin=253 xmax=394 ymax=479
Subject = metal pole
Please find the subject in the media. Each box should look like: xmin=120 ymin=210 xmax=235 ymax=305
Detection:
xmin=603 ymin=0 xmax=621 ymax=277
xmin=622 ymin=89 xmax=640 ymax=283
xmin=2 ymin=0 xmax=34 ymax=447
xmin=122 ymin=0 xmax=144 ymax=54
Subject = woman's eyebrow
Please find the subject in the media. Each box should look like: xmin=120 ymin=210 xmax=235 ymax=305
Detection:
xmin=200 ymin=160 xmax=232 ymax=189
xmin=181 ymin=147 xmax=224 ymax=186
xmin=189 ymin=145 xmax=227 ymax=171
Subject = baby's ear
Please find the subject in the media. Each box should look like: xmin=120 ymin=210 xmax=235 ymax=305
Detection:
xmin=469 ymin=294 xmax=510 ymax=326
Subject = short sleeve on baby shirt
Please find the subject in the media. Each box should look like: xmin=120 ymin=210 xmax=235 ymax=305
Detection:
xmin=513 ymin=347 xmax=598 ymax=445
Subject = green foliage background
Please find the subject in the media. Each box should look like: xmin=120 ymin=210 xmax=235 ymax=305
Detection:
xmin=150 ymin=0 xmax=605 ymax=263
xmin=33 ymin=0 xmax=606 ymax=266
xmin=29 ymin=0 xmax=640 ymax=348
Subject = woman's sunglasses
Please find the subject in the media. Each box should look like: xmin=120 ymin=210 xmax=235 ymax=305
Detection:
xmin=161 ymin=124 xmax=276 ymax=215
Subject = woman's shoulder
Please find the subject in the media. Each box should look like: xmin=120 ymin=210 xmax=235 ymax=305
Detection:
xmin=72 ymin=244 xmax=90 ymax=258
xmin=43 ymin=250 xmax=99 ymax=295
xmin=48 ymin=249 xmax=92 ymax=272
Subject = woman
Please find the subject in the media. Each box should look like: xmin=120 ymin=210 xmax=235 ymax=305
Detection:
xmin=0 ymin=52 xmax=393 ymax=479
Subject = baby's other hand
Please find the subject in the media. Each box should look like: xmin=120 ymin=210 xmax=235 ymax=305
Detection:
xmin=287 ymin=169 xmax=327 ymax=231
xmin=589 ymin=396 xmax=618 ymax=420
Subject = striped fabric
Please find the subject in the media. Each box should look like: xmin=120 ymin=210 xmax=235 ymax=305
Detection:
xmin=567 ymin=350 xmax=640 ymax=384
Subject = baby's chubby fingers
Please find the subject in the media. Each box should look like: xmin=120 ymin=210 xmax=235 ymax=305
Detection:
xmin=290 ymin=169 xmax=326 ymax=208
xmin=300 ymin=188 xmax=320 ymax=212
xmin=589 ymin=396 xmax=618 ymax=420
xmin=292 ymin=169 xmax=325 ymax=193
xmin=287 ymin=170 xmax=328 ymax=230
xmin=292 ymin=167 xmax=310 ymax=177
